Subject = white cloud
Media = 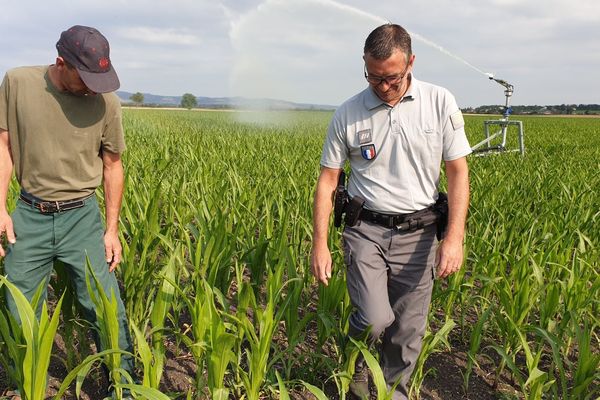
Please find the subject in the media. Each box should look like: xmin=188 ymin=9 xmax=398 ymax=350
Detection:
xmin=0 ymin=0 xmax=598 ymax=105
xmin=117 ymin=27 xmax=201 ymax=46
xmin=229 ymin=0 xmax=379 ymax=104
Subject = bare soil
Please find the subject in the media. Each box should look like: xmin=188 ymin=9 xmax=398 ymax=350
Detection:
xmin=0 ymin=323 xmax=523 ymax=400
xmin=0 ymin=280 xmax=524 ymax=399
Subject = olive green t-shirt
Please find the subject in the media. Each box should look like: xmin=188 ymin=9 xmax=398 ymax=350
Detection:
xmin=0 ymin=65 xmax=126 ymax=201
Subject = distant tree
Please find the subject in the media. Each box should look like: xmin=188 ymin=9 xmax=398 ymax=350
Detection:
xmin=130 ymin=92 xmax=144 ymax=105
xmin=180 ymin=93 xmax=198 ymax=109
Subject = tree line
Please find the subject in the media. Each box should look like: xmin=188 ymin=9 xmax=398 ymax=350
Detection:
xmin=129 ymin=92 xmax=197 ymax=109
xmin=462 ymin=104 xmax=600 ymax=115
xmin=128 ymin=93 xmax=600 ymax=115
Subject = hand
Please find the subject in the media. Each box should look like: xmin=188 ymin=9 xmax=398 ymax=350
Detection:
xmin=435 ymin=237 xmax=463 ymax=279
xmin=0 ymin=211 xmax=16 ymax=257
xmin=104 ymin=231 xmax=122 ymax=272
xmin=311 ymin=243 xmax=333 ymax=286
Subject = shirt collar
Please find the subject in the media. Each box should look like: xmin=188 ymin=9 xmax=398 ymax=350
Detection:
xmin=404 ymin=74 xmax=418 ymax=100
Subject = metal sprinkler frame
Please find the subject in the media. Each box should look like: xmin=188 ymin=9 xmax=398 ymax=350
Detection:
xmin=471 ymin=76 xmax=525 ymax=156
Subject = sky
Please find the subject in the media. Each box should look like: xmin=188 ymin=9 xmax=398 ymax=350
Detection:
xmin=1 ymin=0 xmax=599 ymax=107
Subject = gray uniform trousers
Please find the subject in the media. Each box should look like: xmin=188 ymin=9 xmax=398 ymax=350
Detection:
xmin=343 ymin=220 xmax=437 ymax=400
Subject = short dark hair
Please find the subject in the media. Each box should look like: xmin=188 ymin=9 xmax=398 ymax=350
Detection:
xmin=364 ymin=24 xmax=412 ymax=61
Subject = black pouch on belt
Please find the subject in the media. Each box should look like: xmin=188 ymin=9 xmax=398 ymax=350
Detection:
xmin=345 ymin=196 xmax=365 ymax=227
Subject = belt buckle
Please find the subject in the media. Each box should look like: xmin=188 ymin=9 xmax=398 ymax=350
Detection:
xmin=39 ymin=201 xmax=59 ymax=213
xmin=394 ymin=215 xmax=410 ymax=231
xmin=392 ymin=214 xmax=403 ymax=229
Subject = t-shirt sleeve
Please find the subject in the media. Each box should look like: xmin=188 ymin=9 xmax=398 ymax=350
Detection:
xmin=320 ymin=110 xmax=348 ymax=169
xmin=101 ymin=94 xmax=126 ymax=154
xmin=441 ymin=93 xmax=472 ymax=161
xmin=0 ymin=74 xmax=9 ymax=131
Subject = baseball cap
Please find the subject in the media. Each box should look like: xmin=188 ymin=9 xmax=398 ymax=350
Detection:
xmin=56 ymin=25 xmax=120 ymax=93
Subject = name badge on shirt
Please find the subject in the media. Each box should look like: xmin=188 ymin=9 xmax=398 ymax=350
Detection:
xmin=361 ymin=144 xmax=377 ymax=160
xmin=357 ymin=129 xmax=372 ymax=144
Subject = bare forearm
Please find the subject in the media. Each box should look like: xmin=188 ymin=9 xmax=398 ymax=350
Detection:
xmin=0 ymin=130 xmax=16 ymax=255
xmin=0 ymin=163 xmax=13 ymax=213
xmin=435 ymin=157 xmax=469 ymax=278
xmin=0 ymin=131 xmax=14 ymax=213
xmin=311 ymin=167 xmax=342 ymax=285
xmin=312 ymin=192 xmax=334 ymax=247
xmin=444 ymin=157 xmax=469 ymax=243
xmin=312 ymin=168 xmax=340 ymax=247
xmin=103 ymin=157 xmax=124 ymax=234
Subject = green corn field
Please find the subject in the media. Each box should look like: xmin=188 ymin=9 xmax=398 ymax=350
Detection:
xmin=0 ymin=109 xmax=598 ymax=399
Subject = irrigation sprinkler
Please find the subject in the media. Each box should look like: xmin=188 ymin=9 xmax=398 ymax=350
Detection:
xmin=471 ymin=75 xmax=525 ymax=156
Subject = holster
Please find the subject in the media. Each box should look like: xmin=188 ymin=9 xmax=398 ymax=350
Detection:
xmin=333 ymin=170 xmax=365 ymax=228
xmin=434 ymin=192 xmax=449 ymax=240
xmin=333 ymin=171 xmax=348 ymax=228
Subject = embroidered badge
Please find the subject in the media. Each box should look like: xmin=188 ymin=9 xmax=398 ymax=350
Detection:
xmin=357 ymin=129 xmax=372 ymax=144
xmin=450 ymin=111 xmax=465 ymax=130
xmin=361 ymin=144 xmax=376 ymax=160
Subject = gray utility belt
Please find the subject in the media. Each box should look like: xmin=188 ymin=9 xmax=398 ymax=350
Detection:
xmin=359 ymin=207 xmax=439 ymax=231
xmin=19 ymin=192 xmax=94 ymax=214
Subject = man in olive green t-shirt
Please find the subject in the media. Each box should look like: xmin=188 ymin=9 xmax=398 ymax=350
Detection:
xmin=0 ymin=25 xmax=134 ymax=399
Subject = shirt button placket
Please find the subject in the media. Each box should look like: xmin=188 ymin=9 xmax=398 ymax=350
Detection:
xmin=391 ymin=108 xmax=400 ymax=133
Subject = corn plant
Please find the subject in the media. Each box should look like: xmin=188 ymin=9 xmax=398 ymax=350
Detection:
xmin=301 ymin=380 xmax=329 ymax=400
xmin=238 ymin=256 xmax=299 ymax=400
xmin=132 ymin=247 xmax=180 ymax=390
xmin=315 ymin=262 xmax=349 ymax=348
xmin=462 ymin=303 xmax=493 ymax=392
xmin=3 ymin=111 xmax=597 ymax=398
xmin=206 ymin=299 xmax=237 ymax=400
xmin=113 ymin=111 xmax=599 ymax=399
xmin=0 ymin=277 xmax=63 ymax=400
xmin=53 ymin=348 xmax=129 ymax=400
xmin=176 ymin=274 xmax=236 ymax=399
xmin=50 ymin=262 xmax=92 ymax=370
xmin=84 ymin=264 xmax=135 ymax=399
xmin=409 ymin=318 xmax=456 ymax=399
xmin=275 ymin=370 xmax=291 ymax=400
xmin=114 ymin=383 xmax=171 ymax=399
xmin=570 ymin=322 xmax=599 ymax=399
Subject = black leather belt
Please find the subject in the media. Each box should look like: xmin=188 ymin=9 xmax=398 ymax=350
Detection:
xmin=360 ymin=207 xmax=439 ymax=231
xmin=19 ymin=193 xmax=94 ymax=214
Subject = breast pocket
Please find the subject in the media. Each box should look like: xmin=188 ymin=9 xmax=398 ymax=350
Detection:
xmin=418 ymin=127 xmax=443 ymax=162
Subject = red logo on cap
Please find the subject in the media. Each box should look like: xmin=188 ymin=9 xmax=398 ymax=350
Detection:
xmin=98 ymin=57 xmax=110 ymax=70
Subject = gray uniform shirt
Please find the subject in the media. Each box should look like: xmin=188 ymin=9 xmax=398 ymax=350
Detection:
xmin=321 ymin=76 xmax=472 ymax=214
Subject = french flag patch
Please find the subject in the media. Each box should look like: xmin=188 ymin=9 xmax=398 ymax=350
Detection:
xmin=361 ymin=144 xmax=376 ymax=160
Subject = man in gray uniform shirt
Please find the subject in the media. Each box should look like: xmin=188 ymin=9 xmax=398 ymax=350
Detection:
xmin=310 ymin=24 xmax=471 ymax=399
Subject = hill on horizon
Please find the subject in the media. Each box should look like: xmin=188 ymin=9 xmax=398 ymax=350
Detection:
xmin=118 ymin=92 xmax=600 ymax=116
xmin=117 ymin=91 xmax=337 ymax=111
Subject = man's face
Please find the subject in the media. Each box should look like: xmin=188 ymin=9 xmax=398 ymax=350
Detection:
xmin=363 ymin=49 xmax=414 ymax=105
xmin=56 ymin=58 xmax=95 ymax=96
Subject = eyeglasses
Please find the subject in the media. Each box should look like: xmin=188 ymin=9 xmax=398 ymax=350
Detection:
xmin=364 ymin=64 xmax=410 ymax=86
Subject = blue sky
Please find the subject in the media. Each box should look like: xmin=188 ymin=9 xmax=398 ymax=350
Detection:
xmin=1 ymin=0 xmax=599 ymax=107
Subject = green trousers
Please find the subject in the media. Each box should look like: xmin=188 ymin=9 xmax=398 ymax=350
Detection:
xmin=3 ymin=194 xmax=134 ymax=376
